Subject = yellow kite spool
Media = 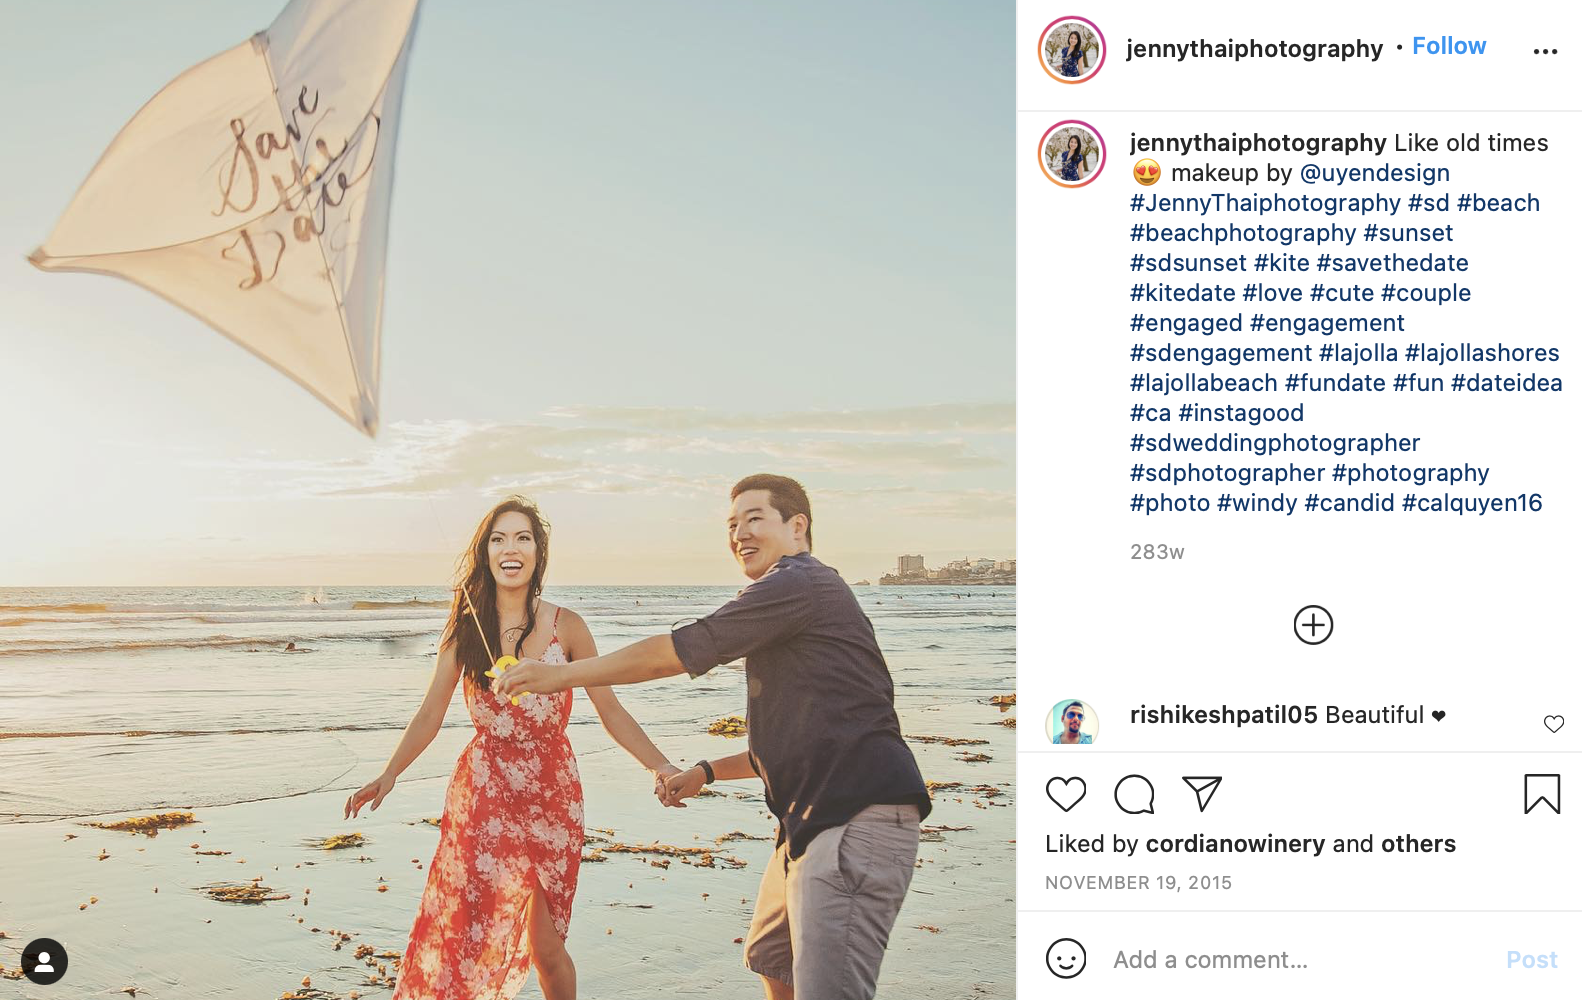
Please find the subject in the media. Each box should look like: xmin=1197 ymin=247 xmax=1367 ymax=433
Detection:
xmin=487 ymin=655 xmax=521 ymax=705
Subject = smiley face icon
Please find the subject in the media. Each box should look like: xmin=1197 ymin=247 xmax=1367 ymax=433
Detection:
xmin=1133 ymin=158 xmax=1160 ymax=186
xmin=1046 ymin=937 xmax=1087 ymax=979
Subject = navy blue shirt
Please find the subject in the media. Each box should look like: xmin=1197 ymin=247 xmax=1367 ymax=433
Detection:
xmin=672 ymin=553 xmax=931 ymax=859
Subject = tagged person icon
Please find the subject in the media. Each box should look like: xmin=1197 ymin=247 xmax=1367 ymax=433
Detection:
xmin=22 ymin=937 xmax=68 ymax=985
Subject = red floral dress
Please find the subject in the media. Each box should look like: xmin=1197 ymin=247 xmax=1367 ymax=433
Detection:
xmin=393 ymin=609 xmax=584 ymax=999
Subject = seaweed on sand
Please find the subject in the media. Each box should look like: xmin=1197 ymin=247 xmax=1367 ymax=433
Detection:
xmin=303 ymin=833 xmax=368 ymax=850
xmin=919 ymin=825 xmax=974 ymax=842
xmin=200 ymin=881 xmax=290 ymax=904
xmin=87 ymin=811 xmax=198 ymax=836
xmin=599 ymin=841 xmax=749 ymax=869
xmin=706 ymin=715 xmax=748 ymax=737
xmin=926 ymin=780 xmax=1005 ymax=799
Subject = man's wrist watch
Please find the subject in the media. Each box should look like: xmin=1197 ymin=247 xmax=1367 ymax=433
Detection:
xmin=697 ymin=759 xmax=716 ymax=784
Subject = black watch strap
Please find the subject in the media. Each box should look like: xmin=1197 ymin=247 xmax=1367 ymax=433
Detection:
xmin=698 ymin=759 xmax=716 ymax=784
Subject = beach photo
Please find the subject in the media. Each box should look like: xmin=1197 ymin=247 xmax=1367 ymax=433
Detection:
xmin=0 ymin=2 xmax=1012 ymax=998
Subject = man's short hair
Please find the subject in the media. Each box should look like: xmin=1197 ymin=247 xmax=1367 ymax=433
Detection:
xmin=1065 ymin=701 xmax=1085 ymax=715
xmin=731 ymin=474 xmax=813 ymax=549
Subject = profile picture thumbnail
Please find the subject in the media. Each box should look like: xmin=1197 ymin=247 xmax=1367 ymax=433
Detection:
xmin=1039 ymin=18 xmax=1105 ymax=83
xmin=1047 ymin=698 xmax=1098 ymax=744
xmin=1039 ymin=121 xmax=1105 ymax=188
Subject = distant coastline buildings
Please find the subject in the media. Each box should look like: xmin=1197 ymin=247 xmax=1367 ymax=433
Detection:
xmin=878 ymin=554 xmax=1015 ymax=586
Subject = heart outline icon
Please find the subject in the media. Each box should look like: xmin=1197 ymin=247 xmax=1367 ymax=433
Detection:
xmin=1544 ymin=715 xmax=1564 ymax=734
xmin=1046 ymin=776 xmax=1087 ymax=812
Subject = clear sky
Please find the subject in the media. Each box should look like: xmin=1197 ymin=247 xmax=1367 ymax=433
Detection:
xmin=0 ymin=0 xmax=1012 ymax=586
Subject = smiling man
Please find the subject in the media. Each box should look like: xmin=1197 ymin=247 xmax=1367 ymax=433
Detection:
xmin=1056 ymin=700 xmax=1093 ymax=744
xmin=496 ymin=473 xmax=931 ymax=1000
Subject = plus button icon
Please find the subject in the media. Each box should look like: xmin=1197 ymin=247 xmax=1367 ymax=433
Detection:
xmin=1293 ymin=605 xmax=1333 ymax=645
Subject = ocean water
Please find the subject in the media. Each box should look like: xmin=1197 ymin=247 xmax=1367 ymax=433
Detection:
xmin=0 ymin=585 xmax=1016 ymax=821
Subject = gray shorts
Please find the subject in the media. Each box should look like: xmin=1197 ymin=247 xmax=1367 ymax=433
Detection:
xmin=744 ymin=803 xmax=921 ymax=999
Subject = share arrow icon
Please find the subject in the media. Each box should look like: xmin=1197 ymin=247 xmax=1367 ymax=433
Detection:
xmin=1182 ymin=776 xmax=1223 ymax=813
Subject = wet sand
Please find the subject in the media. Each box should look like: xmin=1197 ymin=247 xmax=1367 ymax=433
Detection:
xmin=0 ymin=699 xmax=1014 ymax=999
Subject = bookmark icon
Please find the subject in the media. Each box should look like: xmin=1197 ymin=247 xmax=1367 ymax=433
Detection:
xmin=1523 ymin=774 xmax=1561 ymax=815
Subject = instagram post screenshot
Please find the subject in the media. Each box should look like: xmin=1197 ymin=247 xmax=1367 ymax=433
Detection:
xmin=5 ymin=1 xmax=1576 ymax=998
xmin=1018 ymin=1 xmax=1577 ymax=996
xmin=0 ymin=2 xmax=1013 ymax=999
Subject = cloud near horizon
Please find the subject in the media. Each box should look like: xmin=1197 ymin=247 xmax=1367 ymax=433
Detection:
xmin=196 ymin=404 xmax=1016 ymax=514
xmin=542 ymin=402 xmax=1015 ymax=435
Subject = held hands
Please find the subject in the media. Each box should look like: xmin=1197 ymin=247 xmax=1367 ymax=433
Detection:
xmin=659 ymin=765 xmax=707 ymax=808
xmin=345 ymin=772 xmax=394 ymax=819
xmin=492 ymin=658 xmax=567 ymax=698
xmin=651 ymin=763 xmax=682 ymax=805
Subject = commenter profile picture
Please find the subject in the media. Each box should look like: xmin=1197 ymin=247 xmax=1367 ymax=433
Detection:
xmin=1048 ymin=699 xmax=1098 ymax=744
xmin=1039 ymin=121 xmax=1104 ymax=187
xmin=1039 ymin=17 xmax=1105 ymax=83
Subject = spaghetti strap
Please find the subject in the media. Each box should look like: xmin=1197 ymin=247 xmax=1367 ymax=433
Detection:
xmin=551 ymin=605 xmax=562 ymax=638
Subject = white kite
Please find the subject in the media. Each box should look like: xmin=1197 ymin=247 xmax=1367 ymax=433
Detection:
xmin=30 ymin=0 xmax=422 ymax=436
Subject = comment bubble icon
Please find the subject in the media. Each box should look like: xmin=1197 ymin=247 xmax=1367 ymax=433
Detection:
xmin=1114 ymin=774 xmax=1156 ymax=814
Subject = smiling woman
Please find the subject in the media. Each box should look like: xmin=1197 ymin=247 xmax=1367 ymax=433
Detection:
xmin=449 ymin=497 xmax=553 ymax=690
xmin=344 ymin=494 xmax=679 ymax=1000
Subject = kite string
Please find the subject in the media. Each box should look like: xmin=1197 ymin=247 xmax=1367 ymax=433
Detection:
xmin=420 ymin=493 xmax=497 ymax=664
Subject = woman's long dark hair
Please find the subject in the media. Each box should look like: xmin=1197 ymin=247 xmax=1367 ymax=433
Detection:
xmin=1067 ymin=134 xmax=1082 ymax=158
xmin=1067 ymin=31 xmax=1081 ymax=54
xmin=442 ymin=496 xmax=551 ymax=690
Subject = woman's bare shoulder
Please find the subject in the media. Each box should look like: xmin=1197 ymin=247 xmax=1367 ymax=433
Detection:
xmin=553 ymin=606 xmax=597 ymax=657
xmin=535 ymin=601 xmax=586 ymax=631
xmin=553 ymin=605 xmax=590 ymax=632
